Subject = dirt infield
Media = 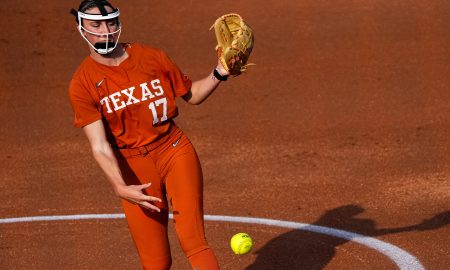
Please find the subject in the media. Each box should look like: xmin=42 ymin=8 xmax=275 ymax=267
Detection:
xmin=0 ymin=0 xmax=449 ymax=269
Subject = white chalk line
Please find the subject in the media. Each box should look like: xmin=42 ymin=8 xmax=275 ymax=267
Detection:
xmin=0 ymin=214 xmax=425 ymax=270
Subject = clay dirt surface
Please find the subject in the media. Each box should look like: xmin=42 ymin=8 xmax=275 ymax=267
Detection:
xmin=0 ymin=0 xmax=449 ymax=269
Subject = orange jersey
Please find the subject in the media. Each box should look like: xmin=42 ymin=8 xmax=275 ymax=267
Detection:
xmin=68 ymin=43 xmax=192 ymax=148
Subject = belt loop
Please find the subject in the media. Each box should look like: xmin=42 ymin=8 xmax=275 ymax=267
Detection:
xmin=138 ymin=146 xmax=149 ymax=156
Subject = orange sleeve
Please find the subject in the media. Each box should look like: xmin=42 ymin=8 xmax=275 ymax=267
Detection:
xmin=159 ymin=50 xmax=192 ymax=97
xmin=68 ymin=79 xmax=102 ymax=128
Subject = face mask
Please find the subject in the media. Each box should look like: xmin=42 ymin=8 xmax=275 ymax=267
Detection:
xmin=72 ymin=7 xmax=122 ymax=55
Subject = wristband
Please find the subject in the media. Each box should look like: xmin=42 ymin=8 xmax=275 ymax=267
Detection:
xmin=213 ymin=68 xmax=229 ymax=81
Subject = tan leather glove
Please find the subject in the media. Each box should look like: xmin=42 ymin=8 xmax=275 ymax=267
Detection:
xmin=210 ymin=13 xmax=255 ymax=75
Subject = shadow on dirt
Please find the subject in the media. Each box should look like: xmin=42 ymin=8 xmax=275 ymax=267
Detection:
xmin=245 ymin=205 xmax=450 ymax=270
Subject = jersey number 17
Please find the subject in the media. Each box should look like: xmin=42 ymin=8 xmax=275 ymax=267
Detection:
xmin=148 ymin=98 xmax=167 ymax=125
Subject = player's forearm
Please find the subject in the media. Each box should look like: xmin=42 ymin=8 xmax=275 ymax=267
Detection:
xmin=91 ymin=144 xmax=127 ymax=194
xmin=187 ymin=72 xmax=222 ymax=105
xmin=185 ymin=61 xmax=229 ymax=105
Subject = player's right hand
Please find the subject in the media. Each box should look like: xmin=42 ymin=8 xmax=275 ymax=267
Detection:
xmin=115 ymin=183 xmax=162 ymax=212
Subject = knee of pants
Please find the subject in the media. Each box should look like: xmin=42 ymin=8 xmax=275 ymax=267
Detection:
xmin=175 ymin=225 xmax=210 ymax=257
xmin=172 ymin=205 xmax=210 ymax=256
xmin=188 ymin=248 xmax=220 ymax=270
xmin=140 ymin=255 xmax=172 ymax=270
xmin=180 ymin=238 xmax=211 ymax=258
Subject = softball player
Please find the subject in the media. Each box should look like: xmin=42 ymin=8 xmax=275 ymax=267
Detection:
xmin=68 ymin=1 xmax=229 ymax=269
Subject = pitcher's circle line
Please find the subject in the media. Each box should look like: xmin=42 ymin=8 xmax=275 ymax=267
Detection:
xmin=0 ymin=214 xmax=425 ymax=270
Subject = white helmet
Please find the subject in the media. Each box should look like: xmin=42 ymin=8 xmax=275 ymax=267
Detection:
xmin=71 ymin=1 xmax=122 ymax=55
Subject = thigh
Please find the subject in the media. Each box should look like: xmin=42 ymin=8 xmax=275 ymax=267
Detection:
xmin=116 ymin=152 xmax=168 ymax=210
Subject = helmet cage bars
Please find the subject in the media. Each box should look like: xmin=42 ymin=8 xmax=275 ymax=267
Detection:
xmin=71 ymin=4 xmax=122 ymax=55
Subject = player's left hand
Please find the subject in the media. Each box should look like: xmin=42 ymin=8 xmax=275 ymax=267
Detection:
xmin=210 ymin=13 xmax=255 ymax=76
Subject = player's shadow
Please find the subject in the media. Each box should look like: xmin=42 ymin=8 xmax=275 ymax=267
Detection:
xmin=245 ymin=205 xmax=450 ymax=270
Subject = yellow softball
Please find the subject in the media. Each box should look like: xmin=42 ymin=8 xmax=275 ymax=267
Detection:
xmin=230 ymin=233 xmax=253 ymax=255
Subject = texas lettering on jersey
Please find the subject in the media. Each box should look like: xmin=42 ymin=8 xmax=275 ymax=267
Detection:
xmin=100 ymin=79 xmax=169 ymax=125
